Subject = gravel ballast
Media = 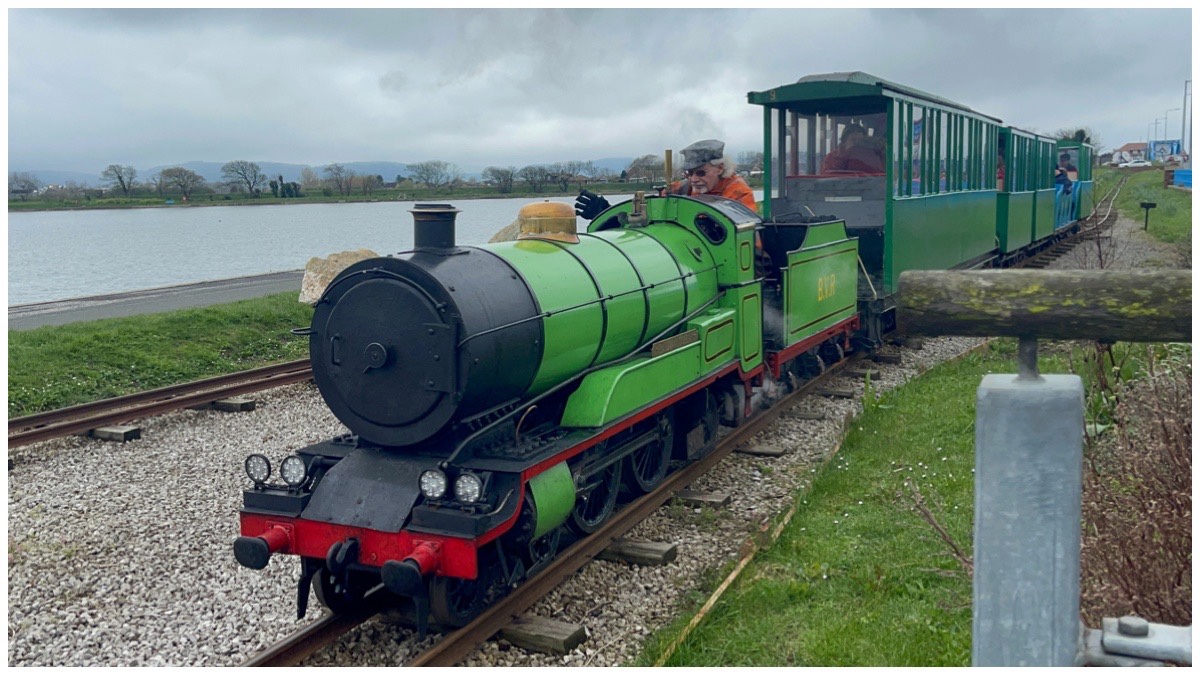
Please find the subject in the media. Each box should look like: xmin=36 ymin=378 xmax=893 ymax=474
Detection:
xmin=8 ymin=204 xmax=1182 ymax=666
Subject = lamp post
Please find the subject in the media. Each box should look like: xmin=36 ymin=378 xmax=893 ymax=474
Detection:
xmin=1184 ymin=80 xmax=1192 ymax=156
xmin=1165 ymin=108 xmax=1180 ymax=143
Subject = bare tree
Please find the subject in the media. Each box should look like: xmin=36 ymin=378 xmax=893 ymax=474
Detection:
xmin=565 ymin=160 xmax=592 ymax=189
xmin=1053 ymin=127 xmax=1103 ymax=151
xmin=408 ymin=160 xmax=458 ymax=189
xmin=8 ymin=172 xmax=42 ymax=200
xmin=737 ymin=151 xmax=764 ymax=173
xmin=160 ymin=167 xmax=206 ymax=200
xmin=483 ymin=166 xmax=517 ymax=193
xmin=100 ymin=164 xmax=137 ymax=196
xmin=360 ymin=174 xmax=382 ymax=195
xmin=148 ymin=171 xmax=167 ymax=196
xmin=299 ymin=167 xmax=320 ymax=189
xmin=517 ymin=164 xmax=551 ymax=192
xmin=221 ymin=160 xmax=266 ymax=196
xmin=323 ymin=163 xmax=355 ymax=196
xmin=626 ymin=154 xmax=664 ymax=182
xmin=548 ymin=162 xmax=567 ymax=191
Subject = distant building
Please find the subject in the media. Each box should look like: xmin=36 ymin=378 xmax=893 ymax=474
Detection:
xmin=1113 ymin=142 xmax=1147 ymax=164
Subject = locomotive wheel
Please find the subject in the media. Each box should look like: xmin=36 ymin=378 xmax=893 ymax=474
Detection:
xmin=794 ymin=351 xmax=826 ymax=381
xmin=525 ymin=526 xmax=561 ymax=572
xmin=312 ymin=566 xmax=377 ymax=615
xmin=625 ymin=414 xmax=673 ymax=494
xmin=429 ymin=574 xmax=490 ymax=628
xmin=570 ymin=461 xmax=622 ymax=534
xmin=508 ymin=498 xmax=561 ymax=572
xmin=819 ymin=340 xmax=845 ymax=366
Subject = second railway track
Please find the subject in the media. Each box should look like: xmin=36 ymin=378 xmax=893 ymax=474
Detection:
xmin=8 ymin=359 xmax=312 ymax=448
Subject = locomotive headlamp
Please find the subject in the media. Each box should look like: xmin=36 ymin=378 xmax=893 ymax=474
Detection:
xmin=419 ymin=469 xmax=448 ymax=499
xmin=280 ymin=455 xmax=308 ymax=488
xmin=454 ymin=473 xmax=483 ymax=503
xmin=245 ymin=454 xmax=271 ymax=484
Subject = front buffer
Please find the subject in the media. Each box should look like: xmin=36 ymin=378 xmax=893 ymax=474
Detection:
xmin=234 ymin=435 xmax=579 ymax=633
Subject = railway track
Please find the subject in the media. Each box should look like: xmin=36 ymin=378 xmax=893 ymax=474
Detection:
xmin=1018 ymin=177 xmax=1126 ymax=270
xmin=7 ymin=359 xmax=312 ymax=448
xmin=240 ymin=352 xmax=867 ymax=667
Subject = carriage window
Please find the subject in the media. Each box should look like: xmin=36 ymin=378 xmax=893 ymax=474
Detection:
xmin=910 ymin=107 xmax=924 ymax=195
xmin=893 ymin=104 xmax=907 ymax=197
xmin=937 ymin=111 xmax=948 ymax=194
xmin=779 ymin=110 xmax=887 ymax=179
xmin=987 ymin=126 xmax=999 ymax=190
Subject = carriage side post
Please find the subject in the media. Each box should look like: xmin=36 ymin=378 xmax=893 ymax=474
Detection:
xmin=897 ymin=269 xmax=1191 ymax=667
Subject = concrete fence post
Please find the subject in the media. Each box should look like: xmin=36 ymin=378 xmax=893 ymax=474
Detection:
xmin=971 ymin=338 xmax=1084 ymax=666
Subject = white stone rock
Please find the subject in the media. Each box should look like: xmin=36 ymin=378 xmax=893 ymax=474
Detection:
xmin=298 ymin=249 xmax=378 ymax=305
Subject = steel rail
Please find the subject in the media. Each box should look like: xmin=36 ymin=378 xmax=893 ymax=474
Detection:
xmin=8 ymin=359 xmax=312 ymax=448
xmin=240 ymin=590 xmax=393 ymax=667
xmin=239 ymin=353 xmax=864 ymax=667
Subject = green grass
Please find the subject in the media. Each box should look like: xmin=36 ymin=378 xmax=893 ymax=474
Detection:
xmin=636 ymin=340 xmax=1077 ymax=666
xmin=1104 ymin=168 xmax=1191 ymax=244
xmin=8 ymin=292 xmax=313 ymax=416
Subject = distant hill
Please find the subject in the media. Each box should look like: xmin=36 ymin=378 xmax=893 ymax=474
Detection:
xmin=20 ymin=169 xmax=105 ymax=188
xmin=591 ymin=157 xmax=634 ymax=174
xmin=18 ymin=156 xmax=634 ymax=189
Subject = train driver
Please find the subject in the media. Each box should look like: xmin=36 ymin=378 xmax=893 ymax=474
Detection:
xmin=574 ymin=139 xmax=758 ymax=220
xmin=662 ymin=139 xmax=758 ymax=212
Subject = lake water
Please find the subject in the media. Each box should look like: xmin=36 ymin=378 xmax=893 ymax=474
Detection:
xmin=8 ymin=191 xmax=761 ymax=305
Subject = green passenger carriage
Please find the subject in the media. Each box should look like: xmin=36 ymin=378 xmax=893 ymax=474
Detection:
xmin=1054 ymin=140 xmax=1095 ymax=228
xmin=997 ymin=127 xmax=1057 ymax=261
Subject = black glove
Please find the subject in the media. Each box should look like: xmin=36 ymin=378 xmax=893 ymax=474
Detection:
xmin=575 ymin=189 xmax=611 ymax=220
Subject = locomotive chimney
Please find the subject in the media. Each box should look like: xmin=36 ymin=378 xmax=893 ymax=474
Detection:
xmin=409 ymin=203 xmax=461 ymax=249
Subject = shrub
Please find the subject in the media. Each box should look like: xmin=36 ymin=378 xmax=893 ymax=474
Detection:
xmin=1079 ymin=345 xmax=1191 ymax=626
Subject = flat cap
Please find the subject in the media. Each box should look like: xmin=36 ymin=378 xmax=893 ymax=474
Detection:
xmin=680 ymin=139 xmax=725 ymax=171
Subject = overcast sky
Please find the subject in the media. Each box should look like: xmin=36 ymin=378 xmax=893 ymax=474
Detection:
xmin=8 ymin=8 xmax=1193 ymax=175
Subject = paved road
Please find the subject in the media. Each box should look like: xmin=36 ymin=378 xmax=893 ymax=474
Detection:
xmin=9 ymin=271 xmax=305 ymax=331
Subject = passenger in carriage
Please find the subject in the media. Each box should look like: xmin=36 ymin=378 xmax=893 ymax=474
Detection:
xmin=822 ymin=123 xmax=885 ymax=174
xmin=1058 ymin=152 xmax=1079 ymax=181
xmin=1054 ymin=167 xmax=1072 ymax=194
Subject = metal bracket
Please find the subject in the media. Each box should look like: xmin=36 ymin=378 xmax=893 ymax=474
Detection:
xmin=1101 ymin=616 xmax=1191 ymax=665
xmin=1081 ymin=616 xmax=1192 ymax=666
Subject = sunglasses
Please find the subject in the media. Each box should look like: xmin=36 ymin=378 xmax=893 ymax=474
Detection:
xmin=684 ymin=168 xmax=712 ymax=178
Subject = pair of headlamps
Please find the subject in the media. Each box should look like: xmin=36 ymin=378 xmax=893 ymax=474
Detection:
xmin=419 ymin=469 xmax=484 ymax=503
xmin=244 ymin=453 xmax=308 ymax=488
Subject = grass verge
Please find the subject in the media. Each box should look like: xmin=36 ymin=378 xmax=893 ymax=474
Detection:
xmin=636 ymin=340 xmax=1078 ymax=666
xmin=8 ymin=292 xmax=313 ymax=417
xmin=1105 ymin=168 xmax=1191 ymax=244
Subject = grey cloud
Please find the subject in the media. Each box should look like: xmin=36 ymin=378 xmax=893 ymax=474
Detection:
xmin=8 ymin=9 xmax=1192 ymax=174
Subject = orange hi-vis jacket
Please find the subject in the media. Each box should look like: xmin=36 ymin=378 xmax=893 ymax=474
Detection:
xmin=669 ymin=174 xmax=758 ymax=213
